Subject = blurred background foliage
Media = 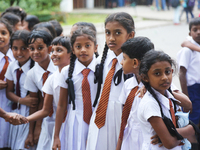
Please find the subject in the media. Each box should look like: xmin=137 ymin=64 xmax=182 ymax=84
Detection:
xmin=0 ymin=0 xmax=67 ymax=23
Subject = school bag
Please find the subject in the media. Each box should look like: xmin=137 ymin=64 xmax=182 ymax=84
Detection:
xmin=170 ymin=0 xmax=180 ymax=8
xmin=187 ymin=0 xmax=195 ymax=7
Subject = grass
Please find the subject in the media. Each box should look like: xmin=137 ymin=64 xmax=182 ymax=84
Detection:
xmin=62 ymin=13 xmax=110 ymax=25
xmin=62 ymin=13 xmax=137 ymax=26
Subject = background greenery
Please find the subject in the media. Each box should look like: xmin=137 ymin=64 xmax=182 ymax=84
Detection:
xmin=0 ymin=0 xmax=109 ymax=25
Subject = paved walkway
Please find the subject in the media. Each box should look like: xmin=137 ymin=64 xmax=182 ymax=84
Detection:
xmin=62 ymin=5 xmax=200 ymax=35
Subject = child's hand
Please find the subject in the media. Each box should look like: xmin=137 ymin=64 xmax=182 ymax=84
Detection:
xmin=5 ymin=112 xmax=28 ymax=125
xmin=33 ymin=124 xmax=41 ymax=144
xmin=52 ymin=137 xmax=61 ymax=150
xmin=135 ymin=85 xmax=146 ymax=98
xmin=20 ymin=95 xmax=38 ymax=108
xmin=151 ymin=134 xmax=163 ymax=147
xmin=0 ymin=80 xmax=7 ymax=89
xmin=25 ymin=133 xmax=34 ymax=149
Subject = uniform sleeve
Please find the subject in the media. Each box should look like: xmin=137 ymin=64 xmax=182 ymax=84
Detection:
xmin=5 ymin=64 xmax=13 ymax=81
xmin=57 ymin=67 xmax=68 ymax=89
xmin=42 ymin=75 xmax=53 ymax=95
xmin=24 ymin=70 xmax=38 ymax=93
xmin=138 ymin=97 xmax=162 ymax=122
xmin=177 ymin=48 xmax=192 ymax=70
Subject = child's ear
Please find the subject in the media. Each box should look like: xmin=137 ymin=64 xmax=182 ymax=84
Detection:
xmin=189 ymin=32 xmax=191 ymax=36
xmin=72 ymin=48 xmax=75 ymax=54
xmin=128 ymin=31 xmax=135 ymax=39
xmin=132 ymin=58 xmax=139 ymax=68
xmin=95 ymin=44 xmax=98 ymax=53
xmin=48 ymin=46 xmax=52 ymax=54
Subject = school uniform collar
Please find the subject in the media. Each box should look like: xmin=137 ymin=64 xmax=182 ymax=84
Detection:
xmin=35 ymin=58 xmax=57 ymax=82
xmin=107 ymin=50 xmax=123 ymax=67
xmin=0 ymin=48 xmax=15 ymax=62
xmin=152 ymin=88 xmax=180 ymax=110
xmin=12 ymin=59 xmax=31 ymax=75
xmin=74 ymin=54 xmax=96 ymax=75
xmin=126 ymin=75 xmax=143 ymax=90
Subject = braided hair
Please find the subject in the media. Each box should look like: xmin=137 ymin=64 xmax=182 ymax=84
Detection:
xmin=139 ymin=50 xmax=177 ymax=112
xmin=93 ymin=12 xmax=135 ymax=107
xmin=67 ymin=26 xmax=98 ymax=110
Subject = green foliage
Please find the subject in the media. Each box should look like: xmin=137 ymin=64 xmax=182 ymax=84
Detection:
xmin=0 ymin=0 xmax=66 ymax=23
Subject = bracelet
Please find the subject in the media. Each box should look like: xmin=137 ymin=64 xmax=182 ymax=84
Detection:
xmin=17 ymin=98 xmax=21 ymax=109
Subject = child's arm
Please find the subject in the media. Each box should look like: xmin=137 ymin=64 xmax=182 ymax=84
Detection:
xmin=179 ymin=66 xmax=189 ymax=97
xmin=181 ymin=40 xmax=200 ymax=52
xmin=52 ymin=87 xmax=68 ymax=150
xmin=33 ymin=91 xmax=43 ymax=144
xmin=25 ymin=91 xmax=38 ymax=149
xmin=172 ymin=90 xmax=192 ymax=112
xmin=26 ymin=93 xmax=53 ymax=121
xmin=149 ymin=116 xmax=181 ymax=149
xmin=0 ymin=79 xmax=7 ymax=89
xmin=6 ymin=79 xmax=38 ymax=108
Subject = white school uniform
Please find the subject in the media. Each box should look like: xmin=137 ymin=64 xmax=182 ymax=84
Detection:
xmin=119 ymin=76 xmax=144 ymax=150
xmin=86 ymin=51 xmax=124 ymax=150
xmin=0 ymin=49 xmax=15 ymax=148
xmin=5 ymin=59 xmax=32 ymax=150
xmin=177 ymin=37 xmax=200 ymax=86
xmin=58 ymin=55 xmax=97 ymax=150
xmin=24 ymin=58 xmax=57 ymax=150
xmin=41 ymin=70 xmax=64 ymax=149
xmin=137 ymin=89 xmax=182 ymax=150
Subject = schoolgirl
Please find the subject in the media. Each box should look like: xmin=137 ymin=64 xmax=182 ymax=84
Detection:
xmin=24 ymin=36 xmax=71 ymax=150
xmin=137 ymin=50 xmax=196 ymax=150
xmin=86 ymin=12 xmax=135 ymax=150
xmin=5 ymin=29 xmax=36 ymax=150
xmin=23 ymin=28 xmax=57 ymax=149
xmin=52 ymin=27 xmax=98 ymax=150
xmin=0 ymin=18 xmax=15 ymax=149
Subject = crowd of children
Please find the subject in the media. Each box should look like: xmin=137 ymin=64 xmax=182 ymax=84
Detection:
xmin=0 ymin=5 xmax=200 ymax=150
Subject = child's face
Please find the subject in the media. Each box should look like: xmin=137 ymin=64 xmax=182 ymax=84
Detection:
xmin=12 ymin=39 xmax=30 ymax=66
xmin=28 ymin=38 xmax=50 ymax=64
xmin=73 ymin=35 xmax=97 ymax=67
xmin=51 ymin=44 xmax=71 ymax=69
xmin=105 ymin=21 xmax=134 ymax=56
xmin=0 ymin=23 xmax=10 ymax=50
xmin=189 ymin=24 xmax=200 ymax=44
xmin=121 ymin=53 xmax=136 ymax=74
xmin=145 ymin=61 xmax=173 ymax=95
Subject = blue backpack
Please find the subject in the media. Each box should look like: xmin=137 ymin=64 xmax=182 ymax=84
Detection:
xmin=170 ymin=0 xmax=180 ymax=8
xmin=187 ymin=0 xmax=195 ymax=7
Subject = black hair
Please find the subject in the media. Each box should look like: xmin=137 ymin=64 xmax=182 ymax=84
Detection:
xmin=139 ymin=50 xmax=176 ymax=111
xmin=33 ymin=22 xmax=57 ymax=38
xmin=121 ymin=36 xmax=154 ymax=60
xmin=66 ymin=27 xmax=98 ymax=110
xmin=1 ymin=6 xmax=27 ymax=22
xmin=49 ymin=20 xmax=63 ymax=36
xmin=72 ymin=22 xmax=97 ymax=32
xmin=51 ymin=36 xmax=72 ymax=53
xmin=1 ymin=12 xmax=21 ymax=27
xmin=10 ymin=30 xmax=35 ymax=71
xmin=0 ymin=18 xmax=13 ymax=36
xmin=27 ymin=27 xmax=53 ymax=47
xmin=189 ymin=17 xmax=200 ymax=31
xmin=25 ymin=15 xmax=40 ymax=31
xmin=10 ymin=30 xmax=30 ymax=48
xmin=93 ymin=12 xmax=135 ymax=107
